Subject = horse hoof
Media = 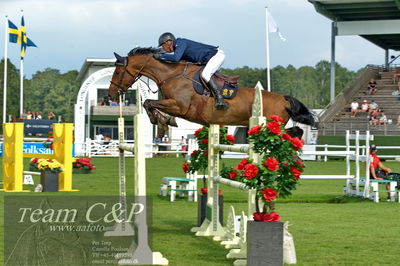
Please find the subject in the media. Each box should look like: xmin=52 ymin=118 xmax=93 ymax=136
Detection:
xmin=169 ymin=117 xmax=178 ymax=127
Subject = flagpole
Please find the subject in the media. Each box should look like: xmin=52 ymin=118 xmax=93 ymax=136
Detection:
xmin=265 ymin=6 xmax=271 ymax=92
xmin=3 ymin=15 xmax=8 ymax=124
xmin=19 ymin=9 xmax=24 ymax=117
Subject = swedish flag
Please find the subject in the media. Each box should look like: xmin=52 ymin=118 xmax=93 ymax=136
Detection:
xmin=8 ymin=19 xmax=20 ymax=43
xmin=20 ymin=16 xmax=37 ymax=60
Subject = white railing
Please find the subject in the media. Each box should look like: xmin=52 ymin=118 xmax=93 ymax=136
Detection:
xmin=85 ymin=139 xmax=188 ymax=158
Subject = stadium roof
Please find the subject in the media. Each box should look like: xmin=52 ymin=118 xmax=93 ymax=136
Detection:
xmin=309 ymin=0 xmax=400 ymax=51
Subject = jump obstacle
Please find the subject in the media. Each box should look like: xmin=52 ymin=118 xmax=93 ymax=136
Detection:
xmin=110 ymin=87 xmax=168 ymax=265
xmin=1 ymin=122 xmax=76 ymax=192
xmin=190 ymin=82 xmax=266 ymax=265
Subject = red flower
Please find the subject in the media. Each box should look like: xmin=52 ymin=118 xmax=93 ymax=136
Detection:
xmin=194 ymin=128 xmax=203 ymax=136
xmin=291 ymin=137 xmax=304 ymax=151
xmin=264 ymin=157 xmax=279 ymax=171
xmin=282 ymin=133 xmax=292 ymax=141
xmin=244 ymin=164 xmax=259 ymax=180
xmin=201 ymin=139 xmax=209 ymax=145
xmin=182 ymin=163 xmax=190 ymax=173
xmin=263 ymin=188 xmax=278 ymax=202
xmin=226 ymin=134 xmax=235 ymax=143
xmin=269 ymin=115 xmax=284 ymax=123
xmin=290 ymin=166 xmax=301 ymax=180
xmin=236 ymin=158 xmax=249 ymax=170
xmin=204 ymin=149 xmax=208 ymax=157
xmin=253 ymin=212 xmax=265 ymax=221
xmin=266 ymin=121 xmax=282 ymax=135
xmin=229 ymin=171 xmax=238 ymax=180
xmin=49 ymin=144 xmax=53 ymax=149
xmin=282 ymin=162 xmax=289 ymax=167
xmin=296 ymin=159 xmax=305 ymax=168
xmin=263 ymin=212 xmax=281 ymax=222
xmin=248 ymin=125 xmax=262 ymax=136
xmin=191 ymin=150 xmax=198 ymax=156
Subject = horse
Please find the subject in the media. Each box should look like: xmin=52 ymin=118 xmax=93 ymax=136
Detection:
xmin=108 ymin=47 xmax=315 ymax=138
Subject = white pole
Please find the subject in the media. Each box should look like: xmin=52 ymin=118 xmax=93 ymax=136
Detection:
xmin=20 ymin=59 xmax=23 ymax=117
xmin=19 ymin=10 xmax=24 ymax=117
xmin=3 ymin=15 xmax=8 ymax=124
xmin=265 ymin=6 xmax=271 ymax=92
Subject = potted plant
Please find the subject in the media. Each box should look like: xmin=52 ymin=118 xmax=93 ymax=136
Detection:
xmin=72 ymin=157 xmax=96 ymax=174
xmin=34 ymin=158 xmax=64 ymax=192
xmin=182 ymin=126 xmax=235 ymax=226
xmin=221 ymin=115 xmax=304 ymax=265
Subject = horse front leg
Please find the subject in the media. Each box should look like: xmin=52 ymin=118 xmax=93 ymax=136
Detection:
xmin=143 ymin=99 xmax=183 ymax=127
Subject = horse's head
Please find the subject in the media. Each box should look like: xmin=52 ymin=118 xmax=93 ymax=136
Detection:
xmin=108 ymin=48 xmax=165 ymax=101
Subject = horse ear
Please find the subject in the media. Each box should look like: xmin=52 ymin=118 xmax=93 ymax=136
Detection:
xmin=114 ymin=52 xmax=124 ymax=63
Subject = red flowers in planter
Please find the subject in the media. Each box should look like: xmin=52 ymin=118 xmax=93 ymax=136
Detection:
xmin=220 ymin=115 xmax=306 ymax=222
xmin=73 ymin=158 xmax=96 ymax=170
xmin=182 ymin=163 xmax=190 ymax=173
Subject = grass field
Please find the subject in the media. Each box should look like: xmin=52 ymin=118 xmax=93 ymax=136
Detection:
xmin=1 ymin=157 xmax=400 ymax=266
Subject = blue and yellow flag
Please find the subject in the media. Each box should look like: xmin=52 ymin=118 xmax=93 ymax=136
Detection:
xmin=8 ymin=19 xmax=20 ymax=43
xmin=20 ymin=16 xmax=37 ymax=59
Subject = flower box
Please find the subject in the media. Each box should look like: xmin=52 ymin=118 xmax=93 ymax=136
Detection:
xmin=247 ymin=221 xmax=283 ymax=265
xmin=40 ymin=169 xmax=59 ymax=192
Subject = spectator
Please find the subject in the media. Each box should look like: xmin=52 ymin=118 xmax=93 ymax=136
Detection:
xmin=378 ymin=112 xmax=387 ymax=125
xmin=103 ymin=134 xmax=112 ymax=145
xmin=35 ymin=112 xmax=42 ymax=120
xmin=397 ymin=115 xmax=400 ymax=128
xmin=350 ymin=99 xmax=359 ymax=117
xmin=368 ymin=78 xmax=377 ymax=94
xmin=95 ymin=131 xmax=103 ymax=144
xmin=309 ymin=133 xmax=317 ymax=145
xmin=180 ymin=136 xmax=187 ymax=157
xmin=369 ymin=109 xmax=379 ymax=126
xmin=393 ymin=69 xmax=400 ymax=84
xmin=360 ymin=100 xmax=369 ymax=114
xmin=369 ymin=145 xmax=391 ymax=201
xmin=26 ymin=111 xmax=32 ymax=119
xmin=154 ymin=136 xmax=162 ymax=157
xmin=368 ymin=100 xmax=378 ymax=115
xmin=47 ymin=112 xmax=56 ymax=120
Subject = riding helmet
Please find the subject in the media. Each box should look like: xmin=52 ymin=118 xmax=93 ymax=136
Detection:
xmin=158 ymin=32 xmax=176 ymax=46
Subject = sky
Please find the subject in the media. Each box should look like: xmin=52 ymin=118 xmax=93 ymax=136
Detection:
xmin=0 ymin=0 xmax=389 ymax=78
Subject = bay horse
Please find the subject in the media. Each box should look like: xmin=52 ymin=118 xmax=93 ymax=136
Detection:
xmin=108 ymin=47 xmax=315 ymax=137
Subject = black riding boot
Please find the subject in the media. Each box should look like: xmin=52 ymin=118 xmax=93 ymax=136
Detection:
xmin=208 ymin=78 xmax=228 ymax=110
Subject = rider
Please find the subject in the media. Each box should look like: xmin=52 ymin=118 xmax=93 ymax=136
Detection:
xmin=155 ymin=32 xmax=228 ymax=110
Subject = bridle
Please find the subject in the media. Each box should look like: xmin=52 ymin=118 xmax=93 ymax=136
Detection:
xmin=110 ymin=57 xmax=150 ymax=95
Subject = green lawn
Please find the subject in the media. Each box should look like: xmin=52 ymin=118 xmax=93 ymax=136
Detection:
xmin=1 ymin=158 xmax=400 ymax=265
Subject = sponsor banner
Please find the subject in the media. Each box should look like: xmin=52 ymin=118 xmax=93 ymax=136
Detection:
xmin=4 ymin=196 xmax=153 ymax=265
xmin=0 ymin=143 xmax=75 ymax=157
xmin=17 ymin=119 xmax=56 ymax=135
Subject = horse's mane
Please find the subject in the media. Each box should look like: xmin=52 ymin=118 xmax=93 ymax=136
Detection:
xmin=128 ymin=47 xmax=159 ymax=56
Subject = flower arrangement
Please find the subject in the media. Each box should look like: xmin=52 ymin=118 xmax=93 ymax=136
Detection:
xmin=30 ymin=158 xmax=64 ymax=173
xmin=182 ymin=126 xmax=234 ymax=194
xmin=220 ymin=115 xmax=305 ymax=222
xmin=73 ymin=157 xmax=96 ymax=171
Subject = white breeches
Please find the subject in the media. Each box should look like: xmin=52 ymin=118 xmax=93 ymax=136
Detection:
xmin=201 ymin=49 xmax=225 ymax=82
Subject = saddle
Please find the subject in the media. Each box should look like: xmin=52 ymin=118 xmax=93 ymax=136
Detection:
xmin=192 ymin=67 xmax=239 ymax=99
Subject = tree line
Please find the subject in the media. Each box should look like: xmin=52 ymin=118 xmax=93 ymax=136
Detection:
xmin=0 ymin=58 xmax=359 ymax=123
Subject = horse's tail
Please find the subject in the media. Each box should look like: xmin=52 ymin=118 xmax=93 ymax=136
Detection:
xmin=284 ymin=95 xmax=317 ymax=127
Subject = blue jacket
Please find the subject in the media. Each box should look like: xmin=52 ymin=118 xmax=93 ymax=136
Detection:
xmin=159 ymin=38 xmax=218 ymax=64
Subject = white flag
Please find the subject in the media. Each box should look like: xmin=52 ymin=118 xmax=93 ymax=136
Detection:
xmin=267 ymin=10 xmax=286 ymax=41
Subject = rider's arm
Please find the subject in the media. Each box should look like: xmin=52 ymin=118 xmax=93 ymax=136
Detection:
xmin=159 ymin=39 xmax=187 ymax=62
xmin=370 ymin=164 xmax=380 ymax=179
